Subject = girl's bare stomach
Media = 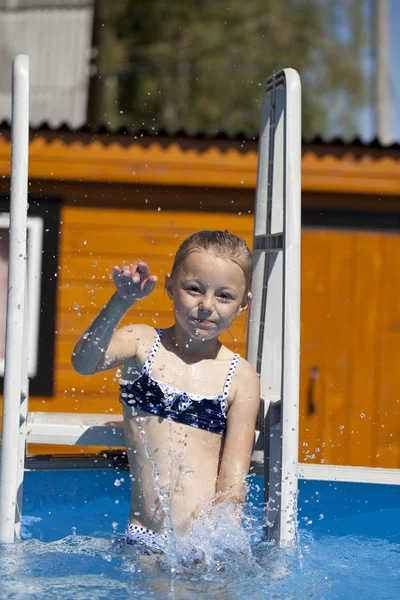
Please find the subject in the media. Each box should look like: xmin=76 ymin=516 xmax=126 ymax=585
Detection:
xmin=122 ymin=405 xmax=223 ymax=536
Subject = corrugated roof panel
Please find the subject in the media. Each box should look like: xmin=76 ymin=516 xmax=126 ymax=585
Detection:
xmin=0 ymin=0 xmax=94 ymax=128
xmin=0 ymin=119 xmax=399 ymax=151
xmin=0 ymin=1 xmax=92 ymax=8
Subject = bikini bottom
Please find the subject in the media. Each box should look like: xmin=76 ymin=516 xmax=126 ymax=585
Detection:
xmin=124 ymin=523 xmax=167 ymax=555
xmin=124 ymin=523 xmax=205 ymax=566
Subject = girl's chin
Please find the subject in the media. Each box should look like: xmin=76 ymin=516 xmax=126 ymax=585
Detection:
xmin=186 ymin=322 xmax=219 ymax=339
xmin=193 ymin=329 xmax=221 ymax=342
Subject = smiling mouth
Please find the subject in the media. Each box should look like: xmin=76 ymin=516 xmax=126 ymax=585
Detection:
xmin=192 ymin=318 xmax=214 ymax=326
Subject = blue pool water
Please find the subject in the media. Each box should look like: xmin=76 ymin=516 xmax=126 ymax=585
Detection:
xmin=0 ymin=467 xmax=399 ymax=599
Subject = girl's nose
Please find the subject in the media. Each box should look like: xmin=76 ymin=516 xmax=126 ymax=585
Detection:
xmin=199 ymin=296 xmax=213 ymax=312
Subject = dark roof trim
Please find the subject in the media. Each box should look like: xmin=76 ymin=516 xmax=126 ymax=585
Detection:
xmin=0 ymin=120 xmax=398 ymax=150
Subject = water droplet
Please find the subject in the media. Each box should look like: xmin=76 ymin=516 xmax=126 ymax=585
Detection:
xmin=360 ymin=412 xmax=366 ymax=418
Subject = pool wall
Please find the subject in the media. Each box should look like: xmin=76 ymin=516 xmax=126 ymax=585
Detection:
xmin=21 ymin=468 xmax=400 ymax=543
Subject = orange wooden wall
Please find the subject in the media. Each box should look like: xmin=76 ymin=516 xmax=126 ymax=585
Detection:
xmin=21 ymin=203 xmax=399 ymax=469
xmin=300 ymin=228 xmax=400 ymax=469
xmin=27 ymin=206 xmax=252 ymax=454
xmin=0 ymin=134 xmax=398 ymax=467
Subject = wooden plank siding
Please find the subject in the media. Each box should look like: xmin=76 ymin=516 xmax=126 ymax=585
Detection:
xmin=300 ymin=228 xmax=400 ymax=469
xmin=0 ymin=131 xmax=398 ymax=467
xmin=23 ymin=205 xmax=400 ymax=469
xmin=26 ymin=206 xmax=252 ymax=455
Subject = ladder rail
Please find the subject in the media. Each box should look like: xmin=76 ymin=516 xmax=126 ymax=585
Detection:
xmin=247 ymin=68 xmax=301 ymax=546
xmin=0 ymin=55 xmax=30 ymax=544
xmin=0 ymin=60 xmax=301 ymax=546
xmin=280 ymin=69 xmax=302 ymax=545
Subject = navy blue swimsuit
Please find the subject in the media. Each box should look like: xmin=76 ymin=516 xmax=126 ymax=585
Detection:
xmin=119 ymin=329 xmax=240 ymax=435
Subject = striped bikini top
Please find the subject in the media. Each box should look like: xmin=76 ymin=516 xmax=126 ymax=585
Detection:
xmin=119 ymin=328 xmax=240 ymax=435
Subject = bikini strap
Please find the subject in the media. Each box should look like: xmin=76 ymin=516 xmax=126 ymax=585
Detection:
xmin=142 ymin=328 xmax=163 ymax=376
xmin=221 ymin=353 xmax=240 ymax=399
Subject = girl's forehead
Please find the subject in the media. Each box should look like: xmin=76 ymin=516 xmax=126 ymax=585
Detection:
xmin=179 ymin=250 xmax=245 ymax=284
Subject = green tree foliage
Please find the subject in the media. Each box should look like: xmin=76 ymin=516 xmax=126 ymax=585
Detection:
xmin=96 ymin=0 xmax=367 ymax=139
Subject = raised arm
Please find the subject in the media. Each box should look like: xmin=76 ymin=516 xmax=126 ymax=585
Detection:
xmin=215 ymin=360 xmax=260 ymax=508
xmin=71 ymin=262 xmax=157 ymax=375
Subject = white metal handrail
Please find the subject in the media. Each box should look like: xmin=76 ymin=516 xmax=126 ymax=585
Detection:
xmin=247 ymin=69 xmax=302 ymax=546
xmin=0 ymin=55 xmax=30 ymax=544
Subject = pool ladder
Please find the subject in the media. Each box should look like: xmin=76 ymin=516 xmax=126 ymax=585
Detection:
xmin=0 ymin=61 xmax=302 ymax=547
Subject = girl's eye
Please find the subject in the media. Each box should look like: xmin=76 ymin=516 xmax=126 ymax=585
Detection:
xmin=219 ymin=294 xmax=233 ymax=302
xmin=186 ymin=286 xmax=201 ymax=294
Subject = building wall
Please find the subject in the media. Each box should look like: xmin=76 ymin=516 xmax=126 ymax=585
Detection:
xmin=25 ymin=182 xmax=255 ymax=455
xmin=10 ymin=179 xmax=396 ymax=470
xmin=55 ymin=205 xmax=252 ymax=410
xmin=0 ymin=131 xmax=399 ymax=469
xmin=300 ymin=225 xmax=400 ymax=468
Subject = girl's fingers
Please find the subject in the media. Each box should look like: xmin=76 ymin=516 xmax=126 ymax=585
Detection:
xmin=142 ymin=275 xmax=158 ymax=294
xmin=112 ymin=263 xmax=156 ymax=295
xmin=132 ymin=262 xmax=151 ymax=284
xmin=137 ymin=262 xmax=150 ymax=277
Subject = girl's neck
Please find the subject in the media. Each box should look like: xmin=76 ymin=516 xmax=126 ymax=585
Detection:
xmin=164 ymin=324 xmax=221 ymax=359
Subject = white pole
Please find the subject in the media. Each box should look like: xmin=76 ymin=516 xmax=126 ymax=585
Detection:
xmin=375 ymin=0 xmax=391 ymax=145
xmin=247 ymin=69 xmax=301 ymax=546
xmin=0 ymin=55 xmax=30 ymax=544
xmin=279 ymin=69 xmax=301 ymax=544
xmin=15 ymin=278 xmax=30 ymax=539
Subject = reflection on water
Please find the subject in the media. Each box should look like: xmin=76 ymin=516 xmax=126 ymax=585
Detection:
xmin=1 ymin=503 xmax=399 ymax=600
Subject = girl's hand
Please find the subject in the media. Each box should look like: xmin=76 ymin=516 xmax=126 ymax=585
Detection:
xmin=112 ymin=262 xmax=158 ymax=302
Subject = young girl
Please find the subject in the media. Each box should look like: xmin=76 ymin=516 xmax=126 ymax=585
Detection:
xmin=72 ymin=230 xmax=260 ymax=560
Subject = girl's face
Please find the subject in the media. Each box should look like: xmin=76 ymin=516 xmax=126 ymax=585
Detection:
xmin=167 ymin=249 xmax=248 ymax=341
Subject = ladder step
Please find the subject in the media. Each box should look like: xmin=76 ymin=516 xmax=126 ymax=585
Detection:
xmin=253 ymin=233 xmax=283 ymax=252
xmin=25 ymin=412 xmax=263 ymax=466
xmin=26 ymin=412 xmax=124 ymax=446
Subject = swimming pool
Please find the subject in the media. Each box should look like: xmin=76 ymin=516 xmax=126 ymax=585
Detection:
xmin=0 ymin=458 xmax=399 ymax=599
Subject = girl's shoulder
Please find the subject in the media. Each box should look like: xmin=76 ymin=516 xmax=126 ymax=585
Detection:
xmin=221 ymin=350 xmax=259 ymax=413
xmin=219 ymin=348 xmax=259 ymax=396
xmin=234 ymin=356 xmax=259 ymax=385
xmin=219 ymin=346 xmax=259 ymax=386
xmin=118 ymin=324 xmax=160 ymax=374
xmin=115 ymin=323 xmax=159 ymax=356
xmin=117 ymin=323 xmax=158 ymax=341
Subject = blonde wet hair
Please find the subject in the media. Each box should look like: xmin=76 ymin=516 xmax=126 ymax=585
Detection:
xmin=170 ymin=230 xmax=253 ymax=296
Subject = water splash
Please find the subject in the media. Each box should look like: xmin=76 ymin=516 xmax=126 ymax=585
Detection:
xmin=2 ymin=515 xmax=400 ymax=600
